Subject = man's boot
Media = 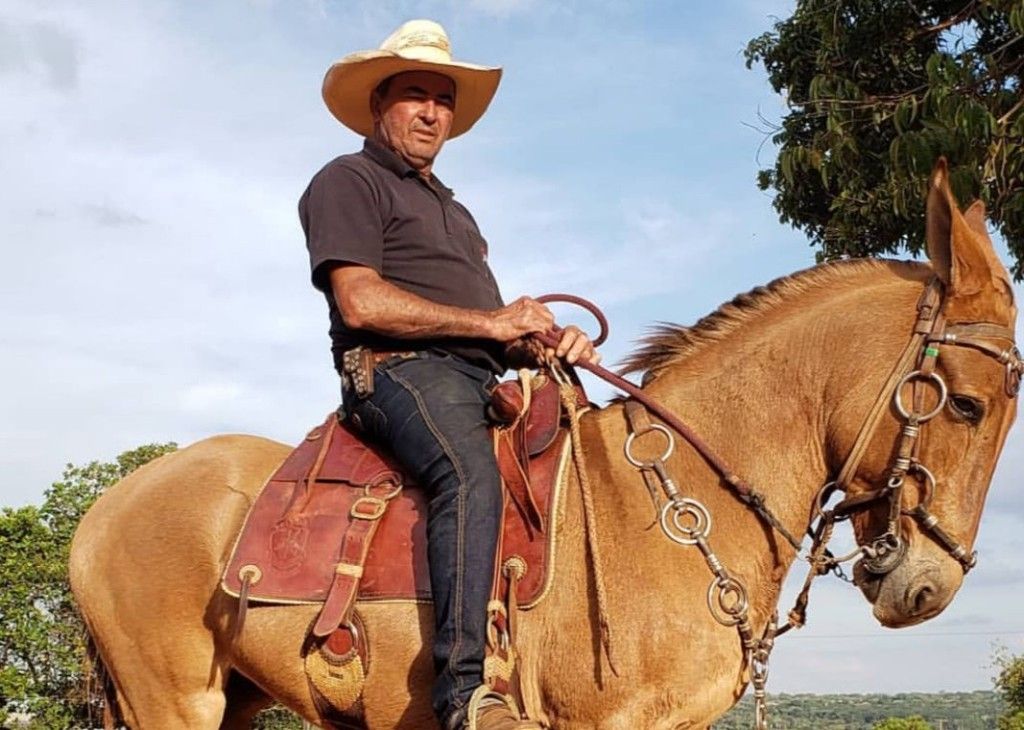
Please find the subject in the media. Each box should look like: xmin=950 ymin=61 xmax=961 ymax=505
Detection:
xmin=467 ymin=702 xmax=544 ymax=730
xmin=455 ymin=691 xmax=543 ymax=730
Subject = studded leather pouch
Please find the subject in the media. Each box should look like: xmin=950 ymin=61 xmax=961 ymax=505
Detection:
xmin=342 ymin=347 xmax=376 ymax=399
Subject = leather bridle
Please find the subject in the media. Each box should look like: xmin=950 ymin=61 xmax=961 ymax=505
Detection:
xmin=819 ymin=276 xmax=1021 ymax=577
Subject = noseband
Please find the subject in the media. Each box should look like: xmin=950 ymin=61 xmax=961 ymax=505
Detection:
xmin=825 ymin=277 xmax=1022 ymax=576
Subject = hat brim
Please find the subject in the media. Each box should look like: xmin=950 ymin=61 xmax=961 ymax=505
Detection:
xmin=322 ymin=52 xmax=502 ymax=139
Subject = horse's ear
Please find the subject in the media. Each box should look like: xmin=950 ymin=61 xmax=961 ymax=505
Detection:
xmin=925 ymin=159 xmax=1007 ymax=300
xmin=963 ymin=199 xmax=988 ymax=238
xmin=925 ymin=158 xmax=954 ymax=287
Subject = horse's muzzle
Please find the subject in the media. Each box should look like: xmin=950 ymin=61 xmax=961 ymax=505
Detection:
xmin=856 ymin=558 xmax=961 ymax=628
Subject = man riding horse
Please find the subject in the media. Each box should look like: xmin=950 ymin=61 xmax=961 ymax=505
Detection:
xmin=299 ymin=20 xmax=599 ymax=730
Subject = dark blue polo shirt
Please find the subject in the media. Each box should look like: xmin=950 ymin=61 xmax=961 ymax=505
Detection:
xmin=299 ymin=138 xmax=506 ymax=373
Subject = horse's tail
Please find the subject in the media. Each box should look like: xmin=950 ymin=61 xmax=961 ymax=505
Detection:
xmin=83 ymin=628 xmax=123 ymax=730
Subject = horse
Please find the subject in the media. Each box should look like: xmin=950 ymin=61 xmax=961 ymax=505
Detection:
xmin=70 ymin=160 xmax=1019 ymax=729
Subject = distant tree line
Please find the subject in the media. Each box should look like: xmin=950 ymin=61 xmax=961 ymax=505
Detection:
xmin=716 ymin=684 xmax=1024 ymax=729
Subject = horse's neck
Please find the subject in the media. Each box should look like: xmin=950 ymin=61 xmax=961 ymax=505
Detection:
xmin=643 ymin=345 xmax=830 ymax=529
xmin=599 ymin=266 xmax=927 ymax=600
xmin=522 ymin=265 xmax=931 ymax=722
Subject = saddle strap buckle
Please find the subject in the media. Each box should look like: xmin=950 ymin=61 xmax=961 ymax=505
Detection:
xmin=350 ymin=496 xmax=388 ymax=521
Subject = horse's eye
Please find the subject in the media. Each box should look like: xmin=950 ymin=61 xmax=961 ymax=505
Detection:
xmin=949 ymin=394 xmax=985 ymax=424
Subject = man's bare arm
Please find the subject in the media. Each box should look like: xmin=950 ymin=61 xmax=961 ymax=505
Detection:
xmin=329 ymin=264 xmax=554 ymax=343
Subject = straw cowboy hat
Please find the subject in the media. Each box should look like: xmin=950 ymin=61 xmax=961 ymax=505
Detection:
xmin=322 ymin=19 xmax=502 ymax=139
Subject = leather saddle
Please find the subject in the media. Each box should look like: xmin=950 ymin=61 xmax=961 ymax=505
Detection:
xmin=221 ymin=370 xmax=586 ymax=638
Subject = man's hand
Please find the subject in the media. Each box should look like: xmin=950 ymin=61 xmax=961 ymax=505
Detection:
xmin=550 ymin=325 xmax=601 ymax=366
xmin=491 ymin=298 xmax=601 ymax=366
xmin=487 ymin=296 xmax=556 ymax=341
xmin=504 ymin=325 xmax=601 ymax=368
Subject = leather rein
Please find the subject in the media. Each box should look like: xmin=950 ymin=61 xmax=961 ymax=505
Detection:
xmin=533 ymin=285 xmax=1022 ymax=728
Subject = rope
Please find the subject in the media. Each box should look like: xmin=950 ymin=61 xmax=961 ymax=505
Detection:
xmin=559 ymin=381 xmax=619 ymax=677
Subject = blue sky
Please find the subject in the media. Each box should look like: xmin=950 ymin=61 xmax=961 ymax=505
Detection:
xmin=1 ymin=0 xmax=1022 ymax=697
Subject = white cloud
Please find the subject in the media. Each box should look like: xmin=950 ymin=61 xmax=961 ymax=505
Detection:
xmin=465 ymin=0 xmax=539 ymax=19
xmin=0 ymin=16 xmax=80 ymax=90
xmin=180 ymin=382 xmax=245 ymax=413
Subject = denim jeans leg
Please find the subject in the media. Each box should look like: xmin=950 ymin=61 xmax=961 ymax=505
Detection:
xmin=347 ymin=355 xmax=502 ymax=725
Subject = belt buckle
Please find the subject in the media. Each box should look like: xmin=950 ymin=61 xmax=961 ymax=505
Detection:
xmin=342 ymin=346 xmax=363 ymax=375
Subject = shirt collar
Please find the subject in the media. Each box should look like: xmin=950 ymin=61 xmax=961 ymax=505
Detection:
xmin=362 ymin=138 xmax=454 ymax=200
xmin=362 ymin=138 xmax=416 ymax=179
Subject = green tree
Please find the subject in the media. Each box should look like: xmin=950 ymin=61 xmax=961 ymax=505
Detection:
xmin=746 ymin=1 xmax=1024 ymax=278
xmin=1000 ymin=711 xmax=1024 ymax=730
xmin=253 ymin=707 xmax=305 ymax=729
xmin=0 ymin=444 xmax=177 ymax=728
xmin=873 ymin=716 xmax=933 ymax=729
xmin=996 ymin=647 xmax=1024 ymax=729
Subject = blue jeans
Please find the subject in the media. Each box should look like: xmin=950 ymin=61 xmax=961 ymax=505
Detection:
xmin=343 ymin=351 xmax=502 ymax=726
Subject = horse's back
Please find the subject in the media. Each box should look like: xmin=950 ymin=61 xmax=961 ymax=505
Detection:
xmin=68 ymin=435 xmax=292 ymax=727
xmin=71 ymin=434 xmax=288 ymax=577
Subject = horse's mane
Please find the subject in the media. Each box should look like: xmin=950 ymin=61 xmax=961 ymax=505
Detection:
xmin=620 ymin=258 xmax=929 ymax=377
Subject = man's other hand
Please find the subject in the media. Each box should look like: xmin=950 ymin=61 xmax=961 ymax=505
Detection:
xmin=488 ymin=296 xmax=556 ymax=341
xmin=492 ymin=297 xmax=601 ymax=366
xmin=551 ymin=325 xmax=601 ymax=366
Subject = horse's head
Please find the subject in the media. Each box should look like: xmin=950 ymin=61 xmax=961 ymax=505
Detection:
xmin=848 ymin=159 xmax=1019 ymax=627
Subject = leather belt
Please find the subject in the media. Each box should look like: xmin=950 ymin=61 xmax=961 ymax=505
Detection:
xmin=342 ymin=347 xmax=418 ymax=399
xmin=366 ymin=350 xmax=418 ymax=365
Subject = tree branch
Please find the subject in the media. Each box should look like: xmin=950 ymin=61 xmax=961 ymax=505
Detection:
xmin=997 ymin=96 xmax=1024 ymax=127
xmin=913 ymin=1 xmax=980 ymax=38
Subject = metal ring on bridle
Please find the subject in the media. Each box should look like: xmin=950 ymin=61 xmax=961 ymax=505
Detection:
xmin=1006 ymin=349 xmax=1023 ymax=397
xmin=707 ymin=575 xmax=749 ymax=626
xmin=860 ymin=532 xmax=907 ymax=575
xmin=894 ymin=370 xmax=948 ymax=422
xmin=659 ymin=498 xmax=712 ymax=545
xmin=901 ymin=462 xmax=936 ymax=513
xmin=813 ymin=481 xmax=842 ymax=522
xmin=624 ymin=423 xmax=674 ymax=468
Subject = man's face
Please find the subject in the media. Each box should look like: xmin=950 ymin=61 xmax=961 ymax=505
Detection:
xmin=373 ymin=71 xmax=455 ymax=174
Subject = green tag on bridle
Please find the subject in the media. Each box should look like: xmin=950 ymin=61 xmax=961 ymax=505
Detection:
xmin=925 ymin=346 xmax=940 ymax=358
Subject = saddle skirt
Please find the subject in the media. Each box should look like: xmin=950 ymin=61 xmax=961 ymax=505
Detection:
xmin=221 ymin=372 xmax=583 ymax=617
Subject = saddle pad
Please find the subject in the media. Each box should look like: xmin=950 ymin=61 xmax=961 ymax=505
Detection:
xmin=221 ymin=417 xmax=571 ymax=608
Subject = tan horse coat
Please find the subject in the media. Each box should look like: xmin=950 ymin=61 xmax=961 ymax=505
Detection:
xmin=71 ymin=164 xmax=1017 ymax=729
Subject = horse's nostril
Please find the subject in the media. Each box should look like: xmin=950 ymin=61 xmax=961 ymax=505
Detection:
xmin=911 ymin=584 xmax=936 ymax=614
